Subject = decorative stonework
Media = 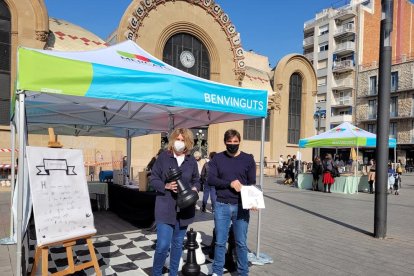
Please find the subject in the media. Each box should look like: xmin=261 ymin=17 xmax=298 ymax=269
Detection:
xmin=124 ymin=0 xmax=245 ymax=79
xmin=35 ymin=30 xmax=48 ymax=42
xmin=276 ymin=83 xmax=283 ymax=91
xmin=268 ymin=92 xmax=281 ymax=111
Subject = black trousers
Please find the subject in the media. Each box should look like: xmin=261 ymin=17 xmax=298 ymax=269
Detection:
xmin=368 ymin=180 xmax=374 ymax=193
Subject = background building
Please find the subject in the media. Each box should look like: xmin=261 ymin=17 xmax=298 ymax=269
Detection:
xmin=1 ymin=0 xmax=317 ymax=180
xmin=304 ymin=0 xmax=414 ymax=164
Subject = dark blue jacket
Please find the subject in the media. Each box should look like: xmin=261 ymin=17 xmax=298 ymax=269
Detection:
xmin=207 ymin=151 xmax=256 ymax=205
xmin=150 ymin=150 xmax=200 ymax=226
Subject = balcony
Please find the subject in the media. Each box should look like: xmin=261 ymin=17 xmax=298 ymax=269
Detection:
xmin=330 ymin=114 xmax=353 ymax=124
xmin=304 ymin=52 xmax=314 ymax=61
xmin=368 ymin=113 xmax=377 ymax=120
xmin=334 ymin=23 xmax=355 ymax=38
xmin=332 ymin=97 xmax=352 ymax=107
xmin=368 ymin=88 xmax=377 ymax=96
xmin=334 ymin=41 xmax=355 ymax=55
xmin=332 ymin=77 xmax=354 ymax=90
xmin=334 ymin=6 xmax=356 ymax=21
xmin=332 ymin=60 xmax=354 ymax=73
xmin=303 ymin=36 xmax=314 ymax=47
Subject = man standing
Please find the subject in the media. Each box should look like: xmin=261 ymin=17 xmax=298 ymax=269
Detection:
xmin=208 ymin=129 xmax=256 ymax=276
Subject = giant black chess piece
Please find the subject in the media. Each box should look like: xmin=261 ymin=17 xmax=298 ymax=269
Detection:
xmin=182 ymin=228 xmax=200 ymax=276
xmin=166 ymin=167 xmax=199 ymax=209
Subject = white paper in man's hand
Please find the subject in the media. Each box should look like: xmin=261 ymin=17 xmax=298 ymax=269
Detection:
xmin=241 ymin=185 xmax=265 ymax=209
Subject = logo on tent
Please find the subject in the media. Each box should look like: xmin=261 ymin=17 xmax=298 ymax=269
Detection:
xmin=330 ymin=128 xmax=346 ymax=132
xmin=353 ymin=128 xmax=362 ymax=132
xmin=117 ymin=50 xmax=166 ymax=68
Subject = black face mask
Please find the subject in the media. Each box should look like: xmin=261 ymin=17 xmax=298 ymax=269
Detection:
xmin=226 ymin=144 xmax=239 ymax=154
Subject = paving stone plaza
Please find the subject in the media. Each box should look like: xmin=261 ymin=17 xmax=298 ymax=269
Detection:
xmin=1 ymin=174 xmax=414 ymax=275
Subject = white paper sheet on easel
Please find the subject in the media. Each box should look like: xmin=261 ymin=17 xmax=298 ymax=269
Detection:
xmin=241 ymin=185 xmax=265 ymax=209
xmin=26 ymin=147 xmax=96 ymax=246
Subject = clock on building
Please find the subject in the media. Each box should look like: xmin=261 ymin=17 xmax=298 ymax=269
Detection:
xmin=180 ymin=50 xmax=195 ymax=68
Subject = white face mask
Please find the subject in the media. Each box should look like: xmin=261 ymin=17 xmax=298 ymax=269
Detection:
xmin=174 ymin=140 xmax=186 ymax=153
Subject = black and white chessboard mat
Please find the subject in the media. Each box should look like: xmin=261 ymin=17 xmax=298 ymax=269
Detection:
xmin=27 ymin=230 xmax=231 ymax=276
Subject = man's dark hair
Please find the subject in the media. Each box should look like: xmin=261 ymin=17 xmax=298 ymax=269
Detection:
xmin=223 ymin=129 xmax=241 ymax=143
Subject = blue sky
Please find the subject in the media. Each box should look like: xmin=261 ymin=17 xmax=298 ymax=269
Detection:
xmin=44 ymin=0 xmax=346 ymax=66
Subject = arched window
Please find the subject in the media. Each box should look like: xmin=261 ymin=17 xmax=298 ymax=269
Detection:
xmin=288 ymin=73 xmax=302 ymax=144
xmin=163 ymin=33 xmax=210 ymax=80
xmin=0 ymin=0 xmax=11 ymax=125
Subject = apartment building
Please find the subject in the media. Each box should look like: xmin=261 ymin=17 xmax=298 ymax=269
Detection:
xmin=303 ymin=0 xmax=370 ymax=133
xmin=304 ymin=0 xmax=414 ymax=163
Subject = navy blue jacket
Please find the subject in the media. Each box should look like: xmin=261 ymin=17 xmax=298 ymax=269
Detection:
xmin=207 ymin=151 xmax=256 ymax=205
xmin=150 ymin=150 xmax=200 ymax=226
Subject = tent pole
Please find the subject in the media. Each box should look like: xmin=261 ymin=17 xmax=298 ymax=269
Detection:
xmin=168 ymin=113 xmax=174 ymax=135
xmin=126 ymin=130 xmax=132 ymax=185
xmin=256 ymin=117 xmax=265 ymax=258
xmin=394 ymin=146 xmax=396 ymax=166
xmin=9 ymin=122 xmax=16 ymax=239
xmin=16 ymin=92 xmax=26 ymax=276
xmin=356 ymin=146 xmax=359 ymax=177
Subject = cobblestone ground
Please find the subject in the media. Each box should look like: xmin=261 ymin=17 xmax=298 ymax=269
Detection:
xmin=1 ymin=174 xmax=414 ymax=275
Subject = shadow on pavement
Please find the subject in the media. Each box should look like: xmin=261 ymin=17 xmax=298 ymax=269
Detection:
xmin=264 ymin=194 xmax=373 ymax=237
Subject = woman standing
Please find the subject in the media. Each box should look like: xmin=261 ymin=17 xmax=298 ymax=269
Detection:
xmin=150 ymin=128 xmax=200 ymax=276
xmin=368 ymin=159 xmax=376 ymax=194
xmin=311 ymin=156 xmax=323 ymax=191
xmin=322 ymin=153 xmax=335 ymax=193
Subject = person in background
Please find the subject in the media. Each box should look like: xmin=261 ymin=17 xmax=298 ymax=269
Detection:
xmin=322 ymin=153 xmax=335 ymax=193
xmin=396 ymin=159 xmax=403 ymax=176
xmin=193 ymin=151 xmax=206 ymax=177
xmin=278 ymin=154 xmax=284 ymax=174
xmin=146 ymin=148 xmax=164 ymax=174
xmin=150 ymin=128 xmax=200 ymax=276
xmin=264 ymin=156 xmax=268 ymax=168
xmin=200 ymin=151 xmax=217 ymax=212
xmin=311 ymin=156 xmax=323 ymax=191
xmin=208 ymin=129 xmax=256 ymax=276
xmin=387 ymin=163 xmax=396 ymax=193
xmin=368 ymin=159 xmax=376 ymax=194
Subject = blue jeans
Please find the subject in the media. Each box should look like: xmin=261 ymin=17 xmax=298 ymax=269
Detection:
xmin=202 ymin=184 xmax=216 ymax=209
xmin=212 ymin=202 xmax=250 ymax=276
xmin=153 ymin=222 xmax=187 ymax=276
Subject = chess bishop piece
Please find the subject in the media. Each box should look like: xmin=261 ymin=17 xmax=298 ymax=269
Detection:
xmin=181 ymin=228 xmax=200 ymax=276
xmin=166 ymin=167 xmax=199 ymax=209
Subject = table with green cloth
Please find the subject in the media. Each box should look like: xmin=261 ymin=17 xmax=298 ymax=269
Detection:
xmin=88 ymin=181 xmax=109 ymax=210
xmin=297 ymin=173 xmax=369 ymax=194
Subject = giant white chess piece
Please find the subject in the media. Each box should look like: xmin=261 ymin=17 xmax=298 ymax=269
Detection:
xmin=194 ymin=231 xmax=205 ymax=264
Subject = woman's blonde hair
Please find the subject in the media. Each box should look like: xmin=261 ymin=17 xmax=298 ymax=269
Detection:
xmin=167 ymin=128 xmax=194 ymax=153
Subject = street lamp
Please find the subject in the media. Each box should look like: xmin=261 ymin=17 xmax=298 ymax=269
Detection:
xmin=314 ymin=107 xmax=322 ymax=135
xmin=313 ymin=107 xmax=324 ymax=157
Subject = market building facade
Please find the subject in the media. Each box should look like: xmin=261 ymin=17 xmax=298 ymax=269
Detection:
xmin=0 ymin=0 xmax=317 ymax=178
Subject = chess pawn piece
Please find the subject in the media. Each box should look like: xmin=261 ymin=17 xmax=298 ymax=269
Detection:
xmin=181 ymin=228 xmax=200 ymax=276
xmin=195 ymin=232 xmax=205 ymax=264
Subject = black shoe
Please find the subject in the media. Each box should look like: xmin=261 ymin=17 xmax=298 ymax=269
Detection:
xmin=201 ymin=206 xmax=206 ymax=212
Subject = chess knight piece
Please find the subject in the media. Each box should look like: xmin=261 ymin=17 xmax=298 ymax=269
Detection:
xmin=166 ymin=167 xmax=199 ymax=209
xmin=181 ymin=228 xmax=201 ymax=276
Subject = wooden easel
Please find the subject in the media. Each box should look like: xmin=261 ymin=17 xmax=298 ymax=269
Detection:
xmin=30 ymin=235 xmax=101 ymax=276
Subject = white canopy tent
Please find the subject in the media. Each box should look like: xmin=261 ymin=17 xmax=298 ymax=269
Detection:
xmin=11 ymin=40 xmax=269 ymax=274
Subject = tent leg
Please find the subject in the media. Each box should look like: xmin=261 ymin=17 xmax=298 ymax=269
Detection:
xmin=126 ymin=130 xmax=132 ymax=185
xmin=394 ymin=146 xmax=396 ymax=166
xmin=9 ymin=122 xmax=16 ymax=239
xmin=16 ymin=92 xmax=26 ymax=276
xmin=256 ymin=118 xmax=265 ymax=258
